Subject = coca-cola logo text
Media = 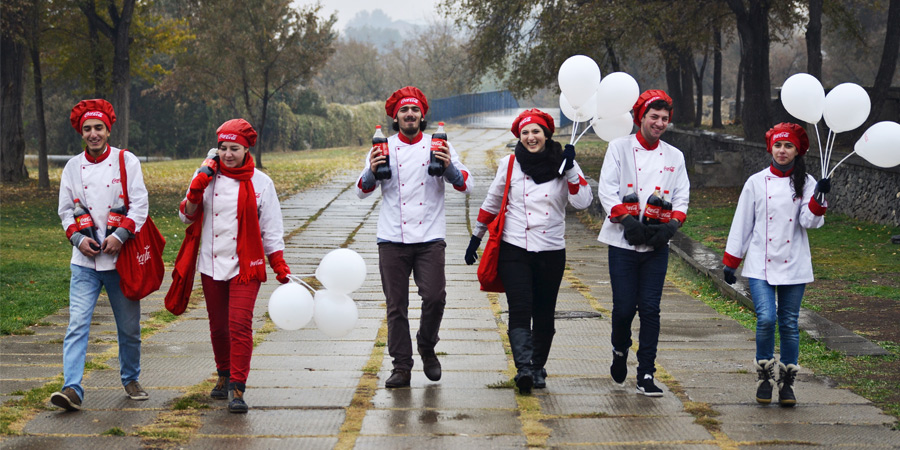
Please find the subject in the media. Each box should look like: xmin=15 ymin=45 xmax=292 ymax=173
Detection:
xmin=773 ymin=131 xmax=791 ymax=140
xmin=136 ymin=245 xmax=152 ymax=265
xmin=218 ymin=133 xmax=239 ymax=141
xmin=77 ymin=216 xmax=94 ymax=228
xmin=250 ymin=258 xmax=264 ymax=267
xmin=83 ymin=111 xmax=105 ymax=119
xmin=112 ymin=178 xmax=121 ymax=184
xmin=520 ymin=117 xmax=533 ymax=127
xmin=399 ymin=98 xmax=420 ymax=107
xmin=664 ymin=166 xmax=675 ymax=172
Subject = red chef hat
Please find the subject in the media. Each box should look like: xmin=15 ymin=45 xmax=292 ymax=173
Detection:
xmin=511 ymin=108 xmax=555 ymax=138
xmin=70 ymin=99 xmax=116 ymax=133
xmin=765 ymin=122 xmax=809 ymax=156
xmin=632 ymin=89 xmax=673 ymax=126
xmin=385 ymin=86 xmax=429 ymax=118
xmin=216 ymin=118 xmax=258 ymax=148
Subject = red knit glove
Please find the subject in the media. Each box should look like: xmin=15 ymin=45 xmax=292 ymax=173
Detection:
xmin=267 ymin=250 xmax=291 ymax=284
xmin=186 ymin=171 xmax=214 ymax=204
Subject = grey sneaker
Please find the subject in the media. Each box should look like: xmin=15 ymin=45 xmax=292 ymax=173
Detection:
xmin=124 ymin=380 xmax=149 ymax=400
xmin=50 ymin=387 xmax=82 ymax=411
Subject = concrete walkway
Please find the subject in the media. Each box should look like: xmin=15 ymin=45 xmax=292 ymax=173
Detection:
xmin=1 ymin=126 xmax=897 ymax=449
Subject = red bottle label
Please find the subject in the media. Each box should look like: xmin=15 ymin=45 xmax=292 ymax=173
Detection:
xmin=659 ymin=208 xmax=672 ymax=222
xmin=430 ymin=138 xmax=446 ymax=153
xmin=625 ymin=202 xmax=640 ymax=216
xmin=76 ymin=214 xmax=94 ymax=231
xmin=644 ymin=204 xmax=661 ymax=220
xmin=107 ymin=212 xmax=125 ymax=228
xmin=376 ymin=142 xmax=389 ymax=156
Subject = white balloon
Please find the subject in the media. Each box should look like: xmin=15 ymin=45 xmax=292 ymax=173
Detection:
xmin=313 ymin=289 xmax=359 ymax=338
xmin=854 ymin=121 xmax=900 ymax=168
xmin=268 ymin=282 xmax=314 ymax=331
xmin=595 ymin=72 xmax=640 ymax=119
xmin=315 ymin=248 xmax=367 ymax=294
xmin=823 ymin=83 xmax=871 ymax=133
xmin=781 ymin=73 xmax=825 ymax=124
xmin=558 ymin=55 xmax=601 ymax=109
xmin=592 ymin=113 xmax=634 ymax=142
xmin=560 ymin=92 xmax=596 ymax=122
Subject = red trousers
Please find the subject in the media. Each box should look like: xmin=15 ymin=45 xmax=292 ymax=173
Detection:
xmin=201 ymin=274 xmax=260 ymax=384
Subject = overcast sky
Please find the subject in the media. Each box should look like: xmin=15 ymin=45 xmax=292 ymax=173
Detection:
xmin=311 ymin=0 xmax=442 ymax=32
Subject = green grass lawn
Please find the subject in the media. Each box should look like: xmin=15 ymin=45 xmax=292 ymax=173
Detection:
xmin=1 ymin=147 xmax=364 ymax=335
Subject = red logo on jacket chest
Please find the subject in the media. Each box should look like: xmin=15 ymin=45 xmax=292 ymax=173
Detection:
xmin=664 ymin=166 xmax=675 ymax=172
xmin=112 ymin=178 xmax=121 ymax=184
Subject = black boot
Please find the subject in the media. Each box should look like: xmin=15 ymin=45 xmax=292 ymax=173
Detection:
xmin=418 ymin=345 xmax=442 ymax=381
xmin=531 ymin=329 xmax=555 ymax=389
xmin=211 ymin=369 xmax=230 ymax=400
xmin=227 ymin=382 xmax=248 ymax=414
xmin=754 ymin=359 xmax=776 ymax=404
xmin=508 ymin=328 xmax=534 ymax=394
xmin=778 ymin=362 xmax=799 ymax=407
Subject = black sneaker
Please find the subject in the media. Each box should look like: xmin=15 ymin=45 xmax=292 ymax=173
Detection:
xmin=533 ymin=368 xmax=547 ymax=389
xmin=418 ymin=347 xmax=442 ymax=381
xmin=636 ymin=374 xmax=663 ymax=397
xmin=50 ymin=387 xmax=82 ymax=411
xmin=124 ymin=380 xmax=149 ymax=400
xmin=610 ymin=349 xmax=628 ymax=385
xmin=385 ymin=369 xmax=411 ymax=388
xmin=228 ymin=383 xmax=249 ymax=414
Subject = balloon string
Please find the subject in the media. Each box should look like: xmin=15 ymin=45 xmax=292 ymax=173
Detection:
xmin=814 ymin=123 xmax=825 ymax=178
xmin=287 ymin=274 xmax=317 ymax=293
xmin=574 ymin=120 xmax=593 ymax=144
xmin=827 ymin=151 xmax=856 ymax=178
xmin=570 ymin=120 xmax=579 ymax=145
xmin=824 ymin=129 xmax=834 ymax=175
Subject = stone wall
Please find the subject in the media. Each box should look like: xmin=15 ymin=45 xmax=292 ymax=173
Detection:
xmin=663 ymin=128 xmax=900 ymax=227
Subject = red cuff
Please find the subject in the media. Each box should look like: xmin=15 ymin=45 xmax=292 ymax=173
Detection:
xmin=609 ymin=204 xmax=629 ymax=221
xmin=808 ymin=196 xmax=827 ymax=216
xmin=120 ymin=217 xmax=136 ymax=234
xmin=357 ymin=178 xmax=376 ymax=194
xmin=267 ymin=250 xmax=286 ymax=267
xmin=723 ymin=252 xmax=742 ymax=269
xmin=453 ymin=170 xmax=469 ymax=192
xmin=65 ymin=224 xmax=78 ymax=239
xmin=671 ymin=211 xmax=687 ymax=224
xmin=477 ymin=208 xmax=497 ymax=225
xmin=179 ymin=199 xmax=202 ymax=221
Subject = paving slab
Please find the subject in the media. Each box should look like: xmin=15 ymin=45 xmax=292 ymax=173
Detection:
xmin=370 ymin=386 xmax=517 ymax=409
xmin=23 ymin=410 xmax=158 ymax=434
xmin=244 ymin=387 xmax=355 ymax=408
xmin=185 ymin=437 xmax=338 ymax=450
xmin=720 ymin=422 xmax=900 ymax=445
xmin=72 ymin=387 xmax=182 ymax=409
xmin=543 ymin=416 xmax=714 ymax=445
xmin=715 ymin=403 xmax=895 ymax=426
xmin=359 ymin=408 xmax=521 ymax=436
xmin=253 ymin=340 xmax=375 ymax=356
xmin=0 ymin=435 xmax=144 ymax=450
xmin=538 ymin=391 xmax=686 ymax=416
xmin=248 ymin=369 xmax=363 ymax=389
xmin=354 ymin=435 xmax=527 ymax=449
xmin=197 ymin=409 xmax=345 ymax=436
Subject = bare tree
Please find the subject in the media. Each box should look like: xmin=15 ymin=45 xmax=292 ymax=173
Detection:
xmin=1 ymin=0 xmax=29 ymax=183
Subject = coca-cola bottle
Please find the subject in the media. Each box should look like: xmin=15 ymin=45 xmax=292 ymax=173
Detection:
xmin=622 ymin=183 xmax=640 ymax=218
xmin=200 ymin=148 xmax=219 ymax=177
xmin=372 ymin=125 xmax=391 ymax=180
xmin=642 ymin=186 xmax=663 ymax=225
xmin=73 ymin=198 xmax=100 ymax=250
xmin=428 ymin=122 xmax=447 ymax=177
xmin=107 ymin=194 xmax=128 ymax=234
xmin=659 ymin=190 xmax=673 ymax=223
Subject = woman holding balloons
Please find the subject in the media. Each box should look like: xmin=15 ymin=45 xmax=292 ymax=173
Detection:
xmin=465 ymin=109 xmax=593 ymax=394
xmin=721 ymin=122 xmax=830 ymax=407
xmin=178 ymin=118 xmax=291 ymax=413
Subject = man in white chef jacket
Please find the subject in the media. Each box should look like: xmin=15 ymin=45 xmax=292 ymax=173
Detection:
xmin=356 ymin=86 xmax=473 ymax=388
xmin=52 ymin=99 xmax=150 ymax=411
xmin=596 ymin=90 xmax=690 ymax=397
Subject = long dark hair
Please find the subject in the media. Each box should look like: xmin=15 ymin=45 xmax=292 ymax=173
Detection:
xmin=790 ymin=155 xmax=807 ymax=200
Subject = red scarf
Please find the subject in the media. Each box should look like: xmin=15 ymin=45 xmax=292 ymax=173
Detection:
xmin=219 ymin=154 xmax=267 ymax=283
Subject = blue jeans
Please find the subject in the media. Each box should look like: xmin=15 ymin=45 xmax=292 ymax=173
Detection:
xmin=63 ymin=264 xmax=142 ymax=400
xmin=608 ymin=245 xmax=669 ymax=378
xmin=748 ymin=278 xmax=805 ymax=365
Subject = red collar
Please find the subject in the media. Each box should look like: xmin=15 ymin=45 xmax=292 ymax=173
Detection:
xmin=768 ymin=164 xmax=794 ymax=177
xmin=635 ymin=131 xmax=660 ymax=150
xmin=398 ymin=131 xmax=423 ymax=145
xmin=84 ymin=145 xmax=111 ymax=163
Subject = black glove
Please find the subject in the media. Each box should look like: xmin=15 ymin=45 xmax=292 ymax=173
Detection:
xmin=465 ymin=235 xmax=481 ymax=265
xmin=645 ymin=220 xmax=679 ymax=249
xmin=723 ymin=266 xmax=737 ymax=285
xmin=815 ymin=178 xmax=831 ymax=195
xmin=620 ymin=215 xmax=647 ymax=246
xmin=562 ymin=144 xmax=576 ymax=172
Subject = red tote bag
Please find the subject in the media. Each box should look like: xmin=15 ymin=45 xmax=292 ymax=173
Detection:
xmin=116 ymin=150 xmax=166 ymax=301
xmin=477 ymin=155 xmax=515 ymax=292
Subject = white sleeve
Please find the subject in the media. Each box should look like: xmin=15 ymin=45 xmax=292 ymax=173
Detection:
xmin=566 ymin=161 xmax=593 ymax=210
xmin=355 ymin=148 xmax=379 ymax=199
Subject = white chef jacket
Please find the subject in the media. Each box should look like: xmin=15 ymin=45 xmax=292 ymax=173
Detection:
xmin=58 ymin=146 xmax=149 ymax=271
xmin=474 ymin=154 xmax=593 ymax=251
xmin=356 ymin=132 xmax=472 ymax=243
xmin=723 ymin=166 xmax=826 ymax=285
xmin=596 ymin=134 xmax=690 ymax=252
xmin=179 ymin=169 xmax=285 ymax=281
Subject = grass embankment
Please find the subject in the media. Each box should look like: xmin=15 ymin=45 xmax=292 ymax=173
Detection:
xmin=575 ymin=137 xmax=900 ymax=427
xmin=1 ymin=147 xmax=364 ymax=335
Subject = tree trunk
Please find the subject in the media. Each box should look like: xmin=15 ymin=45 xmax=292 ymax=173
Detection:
xmin=735 ymin=55 xmax=743 ymax=124
xmin=806 ymin=0 xmax=823 ymax=80
xmin=678 ymin=49 xmax=696 ymax=126
xmin=88 ymin=18 xmax=104 ymax=98
xmin=868 ymin=0 xmax=900 ymax=124
xmin=693 ymin=52 xmax=709 ymax=128
xmin=1 ymin=31 xmax=28 ymax=183
xmin=712 ymin=27 xmax=723 ymax=128
xmin=605 ymin=40 xmax=620 ymax=72
xmin=28 ymin=0 xmax=49 ymax=188
xmin=727 ymin=0 xmax=772 ymax=140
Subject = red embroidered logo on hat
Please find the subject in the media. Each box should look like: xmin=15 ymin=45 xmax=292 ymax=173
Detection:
xmin=773 ymin=132 xmax=791 ymax=140
xmin=218 ymin=133 xmax=239 ymax=141
xmin=83 ymin=111 xmax=105 ymax=119
xmin=399 ymin=98 xmax=419 ymax=107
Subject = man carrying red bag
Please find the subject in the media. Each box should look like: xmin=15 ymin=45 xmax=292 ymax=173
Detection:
xmin=52 ymin=99 xmax=150 ymax=411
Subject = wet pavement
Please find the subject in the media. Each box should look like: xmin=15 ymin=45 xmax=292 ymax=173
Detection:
xmin=1 ymin=126 xmax=897 ymax=448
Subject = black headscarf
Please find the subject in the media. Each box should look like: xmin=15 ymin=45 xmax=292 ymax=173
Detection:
xmin=514 ymin=139 xmax=564 ymax=184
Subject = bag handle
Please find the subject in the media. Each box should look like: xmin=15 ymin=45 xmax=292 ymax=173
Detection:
xmin=118 ymin=149 xmax=130 ymax=209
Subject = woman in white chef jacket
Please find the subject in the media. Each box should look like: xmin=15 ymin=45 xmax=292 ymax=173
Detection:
xmin=722 ymin=122 xmax=831 ymax=407
xmin=464 ymin=109 xmax=593 ymax=394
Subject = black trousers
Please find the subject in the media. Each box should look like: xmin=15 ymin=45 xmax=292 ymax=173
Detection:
xmin=378 ymin=241 xmax=447 ymax=371
xmin=497 ymin=241 xmax=566 ymax=332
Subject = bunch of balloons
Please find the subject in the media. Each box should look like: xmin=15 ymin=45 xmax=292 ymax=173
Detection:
xmin=781 ymin=73 xmax=900 ymax=176
xmin=558 ymin=55 xmax=640 ymax=146
xmin=268 ymin=248 xmax=367 ymax=338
